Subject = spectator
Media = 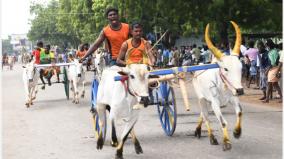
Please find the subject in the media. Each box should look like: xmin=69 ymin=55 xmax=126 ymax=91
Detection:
xmin=263 ymin=39 xmax=282 ymax=103
xmin=257 ymin=41 xmax=271 ymax=100
xmin=244 ymin=40 xmax=259 ymax=88
xmin=191 ymin=44 xmax=201 ymax=64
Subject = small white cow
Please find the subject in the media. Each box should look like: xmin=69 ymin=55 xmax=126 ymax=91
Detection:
xmin=23 ymin=60 xmax=39 ymax=108
xmin=96 ymin=64 xmax=151 ymax=159
xmin=68 ymin=58 xmax=86 ymax=104
xmin=192 ymin=21 xmax=243 ymax=151
xmin=94 ymin=50 xmax=107 ymax=80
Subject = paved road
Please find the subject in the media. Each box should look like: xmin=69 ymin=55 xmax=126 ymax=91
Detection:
xmin=2 ymin=64 xmax=282 ymax=159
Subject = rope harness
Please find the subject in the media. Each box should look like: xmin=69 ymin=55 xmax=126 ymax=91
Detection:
xmin=219 ymin=69 xmax=237 ymax=91
xmin=120 ymin=75 xmax=138 ymax=97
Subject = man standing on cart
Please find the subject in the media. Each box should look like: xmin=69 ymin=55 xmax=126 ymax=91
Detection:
xmin=80 ymin=7 xmax=130 ymax=66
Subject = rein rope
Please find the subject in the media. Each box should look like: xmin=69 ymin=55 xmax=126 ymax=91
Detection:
xmin=219 ymin=70 xmax=237 ymax=90
xmin=120 ymin=76 xmax=136 ymax=97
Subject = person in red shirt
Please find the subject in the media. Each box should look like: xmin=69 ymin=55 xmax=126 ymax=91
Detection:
xmin=32 ymin=41 xmax=44 ymax=64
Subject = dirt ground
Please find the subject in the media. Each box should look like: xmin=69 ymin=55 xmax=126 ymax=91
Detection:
xmin=240 ymin=81 xmax=283 ymax=109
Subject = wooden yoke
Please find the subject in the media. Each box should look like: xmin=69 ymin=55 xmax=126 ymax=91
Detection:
xmin=177 ymin=72 xmax=190 ymax=111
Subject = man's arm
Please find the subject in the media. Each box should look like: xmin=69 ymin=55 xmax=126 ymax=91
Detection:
xmin=81 ymin=30 xmax=105 ymax=61
xmin=145 ymin=42 xmax=156 ymax=66
xmin=116 ymin=42 xmax=128 ymax=66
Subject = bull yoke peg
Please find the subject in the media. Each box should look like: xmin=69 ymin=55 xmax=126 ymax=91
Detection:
xmin=178 ymin=72 xmax=190 ymax=111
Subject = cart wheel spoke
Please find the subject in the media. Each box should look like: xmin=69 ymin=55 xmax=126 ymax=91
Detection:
xmin=156 ymin=82 xmax=177 ymax=136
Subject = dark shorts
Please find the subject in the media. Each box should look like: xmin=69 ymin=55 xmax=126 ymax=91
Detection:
xmin=109 ymin=59 xmax=117 ymax=66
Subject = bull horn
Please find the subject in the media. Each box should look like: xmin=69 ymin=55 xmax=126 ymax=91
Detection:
xmin=205 ymin=24 xmax=224 ymax=59
xmin=230 ymin=21 xmax=242 ymax=56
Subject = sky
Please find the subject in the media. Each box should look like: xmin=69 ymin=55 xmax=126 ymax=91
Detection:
xmin=1 ymin=0 xmax=49 ymax=39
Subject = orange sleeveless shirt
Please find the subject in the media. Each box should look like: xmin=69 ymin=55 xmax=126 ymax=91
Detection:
xmin=125 ymin=38 xmax=149 ymax=65
xmin=103 ymin=23 xmax=129 ymax=59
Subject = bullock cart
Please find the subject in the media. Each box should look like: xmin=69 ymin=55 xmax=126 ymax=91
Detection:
xmin=91 ymin=63 xmax=219 ymax=141
xmin=35 ymin=63 xmax=73 ymax=99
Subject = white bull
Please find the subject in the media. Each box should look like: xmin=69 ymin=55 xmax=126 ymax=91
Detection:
xmin=68 ymin=58 xmax=86 ymax=104
xmin=96 ymin=64 xmax=151 ymax=159
xmin=23 ymin=60 xmax=39 ymax=108
xmin=192 ymin=21 xmax=243 ymax=151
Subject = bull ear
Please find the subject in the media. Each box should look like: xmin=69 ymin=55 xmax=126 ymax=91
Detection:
xmin=118 ymin=67 xmax=130 ymax=75
xmin=117 ymin=71 xmax=128 ymax=76
xmin=149 ymin=74 xmax=159 ymax=78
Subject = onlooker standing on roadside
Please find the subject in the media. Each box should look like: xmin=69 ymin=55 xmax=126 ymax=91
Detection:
xmin=244 ymin=40 xmax=259 ymax=88
xmin=191 ymin=44 xmax=200 ymax=64
xmin=263 ymin=39 xmax=282 ymax=103
xmin=257 ymin=41 xmax=271 ymax=100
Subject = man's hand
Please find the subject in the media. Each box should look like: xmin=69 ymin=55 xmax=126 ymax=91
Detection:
xmin=79 ymin=58 xmax=84 ymax=63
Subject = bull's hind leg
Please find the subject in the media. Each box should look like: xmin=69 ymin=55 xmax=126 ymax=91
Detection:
xmin=81 ymin=80 xmax=85 ymax=98
xmin=110 ymin=118 xmax=118 ymax=147
xmin=97 ymin=103 xmax=106 ymax=149
xmin=211 ymin=100 xmax=231 ymax=151
xmin=230 ymin=97 xmax=242 ymax=139
xmin=116 ymin=109 xmax=139 ymax=159
xmin=196 ymin=99 xmax=218 ymax=145
xmin=130 ymin=129 xmax=143 ymax=154
xmin=194 ymin=113 xmax=203 ymax=138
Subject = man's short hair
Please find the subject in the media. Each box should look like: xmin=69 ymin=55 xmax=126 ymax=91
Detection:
xmin=105 ymin=7 xmax=118 ymax=17
xmin=37 ymin=41 xmax=43 ymax=47
xmin=131 ymin=21 xmax=143 ymax=30
xmin=45 ymin=44 xmax=51 ymax=49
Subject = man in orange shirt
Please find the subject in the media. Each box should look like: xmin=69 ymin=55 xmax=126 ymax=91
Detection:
xmin=76 ymin=44 xmax=86 ymax=59
xmin=80 ymin=7 xmax=129 ymax=66
xmin=116 ymin=22 xmax=155 ymax=66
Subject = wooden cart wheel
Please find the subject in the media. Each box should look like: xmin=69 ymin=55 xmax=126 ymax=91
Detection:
xmin=63 ymin=67 xmax=69 ymax=100
xmin=155 ymin=81 xmax=177 ymax=136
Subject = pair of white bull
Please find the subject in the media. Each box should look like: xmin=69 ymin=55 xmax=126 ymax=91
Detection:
xmin=23 ymin=59 xmax=85 ymax=107
xmin=96 ymin=21 xmax=244 ymax=159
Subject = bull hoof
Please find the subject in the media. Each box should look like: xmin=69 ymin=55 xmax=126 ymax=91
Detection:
xmin=115 ymin=150 xmax=123 ymax=159
xmin=25 ymin=103 xmax=30 ymax=108
xmin=41 ymin=86 xmax=45 ymax=90
xmin=81 ymin=94 xmax=85 ymax=98
xmin=75 ymin=100 xmax=79 ymax=104
xmin=32 ymin=97 xmax=36 ymax=100
xmin=97 ymin=136 xmax=104 ymax=150
xmin=209 ymin=135 xmax=219 ymax=145
xmin=194 ymin=127 xmax=201 ymax=138
xmin=134 ymin=142 xmax=143 ymax=154
xmin=111 ymin=141 xmax=118 ymax=147
xmin=223 ymin=141 xmax=232 ymax=151
xmin=233 ymin=128 xmax=242 ymax=139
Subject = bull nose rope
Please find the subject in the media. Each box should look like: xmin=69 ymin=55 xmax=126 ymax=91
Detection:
xmin=219 ymin=70 xmax=237 ymax=91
